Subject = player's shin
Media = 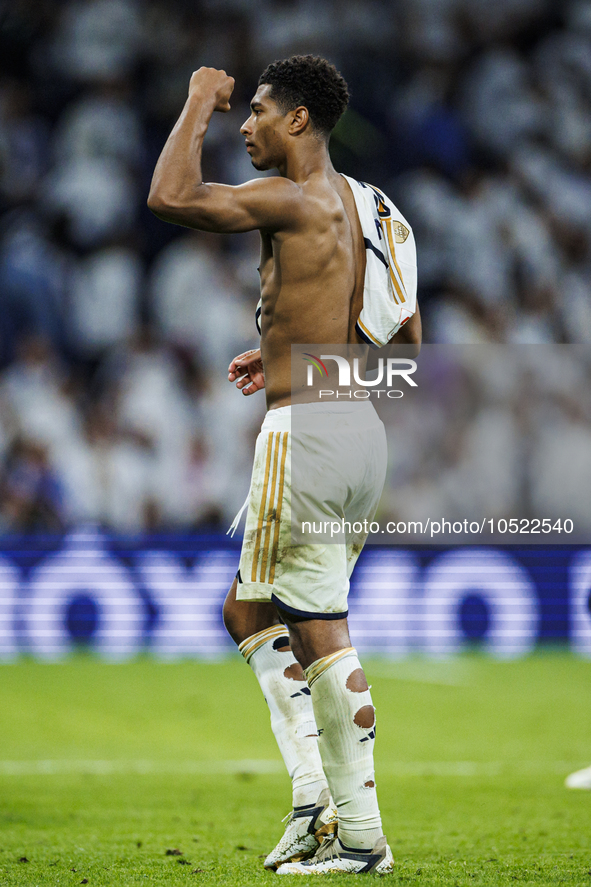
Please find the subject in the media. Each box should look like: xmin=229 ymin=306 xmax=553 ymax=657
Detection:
xmin=239 ymin=625 xmax=328 ymax=807
xmin=305 ymin=647 xmax=383 ymax=851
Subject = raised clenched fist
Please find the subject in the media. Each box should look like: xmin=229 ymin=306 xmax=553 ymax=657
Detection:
xmin=189 ymin=67 xmax=235 ymax=112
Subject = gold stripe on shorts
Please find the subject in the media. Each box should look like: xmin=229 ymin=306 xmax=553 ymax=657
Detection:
xmin=259 ymin=431 xmax=282 ymax=582
xmin=251 ymin=432 xmax=289 ymax=583
xmin=251 ymin=432 xmax=274 ymax=582
xmin=268 ymin=432 xmax=289 ymax=584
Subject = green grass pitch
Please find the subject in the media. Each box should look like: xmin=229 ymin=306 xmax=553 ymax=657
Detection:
xmin=0 ymin=651 xmax=590 ymax=885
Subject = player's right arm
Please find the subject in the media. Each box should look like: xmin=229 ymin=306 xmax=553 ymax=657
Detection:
xmin=147 ymin=68 xmax=301 ymax=233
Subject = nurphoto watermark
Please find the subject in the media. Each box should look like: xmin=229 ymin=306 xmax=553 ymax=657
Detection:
xmin=293 ymin=344 xmax=418 ymax=402
xmin=289 ymin=344 xmax=591 ymax=546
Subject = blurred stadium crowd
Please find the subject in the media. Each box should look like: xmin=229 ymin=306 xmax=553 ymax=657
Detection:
xmin=0 ymin=0 xmax=590 ymax=533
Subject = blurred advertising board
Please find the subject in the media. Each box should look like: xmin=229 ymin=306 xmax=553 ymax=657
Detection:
xmin=0 ymin=529 xmax=588 ymax=661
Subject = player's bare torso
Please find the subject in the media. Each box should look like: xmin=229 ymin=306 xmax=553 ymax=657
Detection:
xmin=146 ymin=67 xmax=373 ymax=408
xmin=260 ymin=170 xmax=365 ymax=410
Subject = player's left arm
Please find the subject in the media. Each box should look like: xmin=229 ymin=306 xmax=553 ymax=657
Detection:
xmin=390 ymin=304 xmax=421 ymax=355
xmin=147 ymin=67 xmax=302 ymax=234
xmin=228 ymin=348 xmax=265 ymax=396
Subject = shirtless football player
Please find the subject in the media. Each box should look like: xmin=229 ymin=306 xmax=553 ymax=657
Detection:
xmin=148 ymin=55 xmax=420 ymax=874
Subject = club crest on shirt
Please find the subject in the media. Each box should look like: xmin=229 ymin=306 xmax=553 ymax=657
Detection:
xmin=393 ymin=222 xmax=410 ymax=243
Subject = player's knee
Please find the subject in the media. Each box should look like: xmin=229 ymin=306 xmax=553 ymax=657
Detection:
xmin=222 ymin=579 xmax=240 ymax=642
xmin=279 ymin=622 xmax=305 ymax=667
xmin=346 ymin=668 xmax=369 ymax=693
xmin=283 ymin=662 xmax=306 ymax=681
xmin=353 ymin=705 xmax=375 ymax=729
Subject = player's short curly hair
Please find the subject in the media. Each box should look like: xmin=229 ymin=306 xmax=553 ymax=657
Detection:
xmin=258 ymin=55 xmax=349 ymax=137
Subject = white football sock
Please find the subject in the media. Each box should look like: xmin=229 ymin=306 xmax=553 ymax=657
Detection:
xmin=239 ymin=625 xmax=328 ymax=808
xmin=305 ymin=647 xmax=383 ymax=850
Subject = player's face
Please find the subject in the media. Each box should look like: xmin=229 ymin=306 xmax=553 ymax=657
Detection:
xmin=241 ymin=85 xmax=288 ymax=171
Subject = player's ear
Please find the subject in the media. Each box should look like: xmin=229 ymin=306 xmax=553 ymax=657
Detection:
xmin=289 ymin=106 xmax=309 ymax=135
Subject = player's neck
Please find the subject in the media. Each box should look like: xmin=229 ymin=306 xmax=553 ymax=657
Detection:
xmin=278 ymin=140 xmax=334 ymax=183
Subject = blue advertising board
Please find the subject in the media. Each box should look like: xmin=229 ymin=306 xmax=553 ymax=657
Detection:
xmin=0 ymin=530 xmax=589 ymax=660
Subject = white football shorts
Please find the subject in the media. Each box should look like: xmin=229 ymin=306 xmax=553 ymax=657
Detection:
xmin=235 ymin=401 xmax=387 ymax=619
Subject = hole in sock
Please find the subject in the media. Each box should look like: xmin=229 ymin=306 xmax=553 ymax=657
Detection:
xmin=346 ymin=668 xmax=369 ymax=693
xmin=284 ymin=663 xmax=306 ymax=681
xmin=363 ymin=780 xmax=375 ymax=788
xmin=354 ymin=705 xmax=375 ymax=729
xmin=273 ymin=636 xmax=291 ymax=652
xmin=295 ymin=721 xmax=318 ymax=738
